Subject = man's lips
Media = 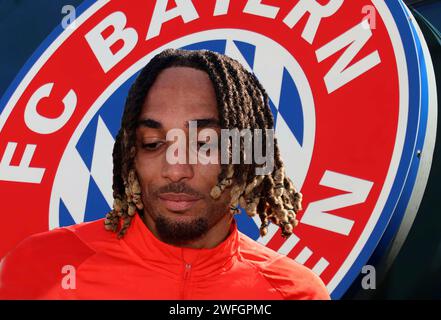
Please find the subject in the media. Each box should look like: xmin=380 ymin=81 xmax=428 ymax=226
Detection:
xmin=158 ymin=193 xmax=202 ymax=212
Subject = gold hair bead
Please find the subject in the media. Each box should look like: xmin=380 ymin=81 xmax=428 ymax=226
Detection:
xmin=113 ymin=198 xmax=123 ymax=211
xmin=260 ymin=227 xmax=268 ymax=237
xmin=274 ymin=168 xmax=284 ymax=182
xmin=246 ymin=210 xmax=256 ymax=218
xmin=246 ymin=201 xmax=258 ymax=214
xmin=210 ymin=185 xmax=222 ymax=199
xmin=245 ymin=176 xmax=263 ymax=195
xmin=134 ymin=198 xmax=144 ymax=210
xmin=283 ymin=223 xmax=293 ymax=234
xmin=131 ymin=181 xmax=141 ymax=195
xmin=128 ymin=204 xmax=136 ymax=216
xmin=226 ymin=165 xmax=234 ymax=178
xmin=274 ymin=188 xmax=283 ymax=198
xmin=271 ymin=216 xmax=280 ymax=225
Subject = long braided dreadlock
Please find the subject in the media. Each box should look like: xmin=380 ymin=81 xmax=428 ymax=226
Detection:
xmin=104 ymin=48 xmax=303 ymax=239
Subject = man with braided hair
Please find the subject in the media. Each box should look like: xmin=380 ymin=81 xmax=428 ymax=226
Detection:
xmin=0 ymin=49 xmax=329 ymax=300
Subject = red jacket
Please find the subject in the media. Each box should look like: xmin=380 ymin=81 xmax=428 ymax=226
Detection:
xmin=0 ymin=213 xmax=330 ymax=300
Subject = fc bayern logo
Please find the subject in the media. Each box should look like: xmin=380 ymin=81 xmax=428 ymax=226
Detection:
xmin=0 ymin=0 xmax=436 ymax=299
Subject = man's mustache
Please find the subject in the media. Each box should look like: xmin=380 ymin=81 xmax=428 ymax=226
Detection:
xmin=153 ymin=183 xmax=205 ymax=198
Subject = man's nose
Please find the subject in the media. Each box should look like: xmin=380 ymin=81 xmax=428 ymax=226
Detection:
xmin=161 ymin=157 xmax=194 ymax=182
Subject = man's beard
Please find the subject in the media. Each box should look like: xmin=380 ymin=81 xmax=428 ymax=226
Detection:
xmin=142 ymin=182 xmax=231 ymax=246
xmin=155 ymin=214 xmax=209 ymax=245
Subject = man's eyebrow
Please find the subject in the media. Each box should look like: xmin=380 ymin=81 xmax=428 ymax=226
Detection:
xmin=137 ymin=118 xmax=162 ymax=129
xmin=187 ymin=118 xmax=220 ymax=128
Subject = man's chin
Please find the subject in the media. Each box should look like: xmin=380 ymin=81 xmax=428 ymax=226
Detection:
xmin=154 ymin=214 xmax=209 ymax=245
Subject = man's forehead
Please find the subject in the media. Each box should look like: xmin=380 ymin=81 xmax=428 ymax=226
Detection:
xmin=150 ymin=66 xmax=213 ymax=89
xmin=137 ymin=117 xmax=220 ymax=129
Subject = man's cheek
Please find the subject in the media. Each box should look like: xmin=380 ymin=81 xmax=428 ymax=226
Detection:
xmin=197 ymin=163 xmax=221 ymax=182
xmin=134 ymin=170 xmax=153 ymax=199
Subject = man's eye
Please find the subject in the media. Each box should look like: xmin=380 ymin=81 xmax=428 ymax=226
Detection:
xmin=142 ymin=142 xmax=164 ymax=151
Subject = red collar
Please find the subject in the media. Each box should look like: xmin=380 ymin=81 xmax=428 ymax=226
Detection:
xmin=121 ymin=213 xmax=239 ymax=278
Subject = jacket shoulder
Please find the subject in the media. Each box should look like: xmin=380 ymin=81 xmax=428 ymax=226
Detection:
xmin=0 ymin=219 xmax=109 ymax=299
xmin=238 ymin=232 xmax=330 ymax=300
xmin=64 ymin=218 xmax=119 ymax=250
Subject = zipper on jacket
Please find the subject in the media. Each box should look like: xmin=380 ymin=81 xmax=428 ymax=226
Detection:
xmin=181 ymin=263 xmax=192 ymax=299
